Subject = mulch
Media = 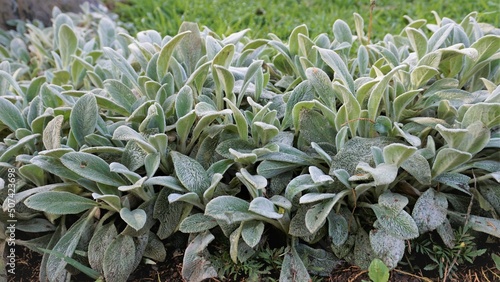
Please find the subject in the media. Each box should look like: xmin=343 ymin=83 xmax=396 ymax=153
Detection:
xmin=7 ymin=245 xmax=500 ymax=282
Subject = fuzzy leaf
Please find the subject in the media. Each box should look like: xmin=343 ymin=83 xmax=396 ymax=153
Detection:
xmin=70 ymin=93 xmax=98 ymax=147
xmin=103 ymin=234 xmax=136 ymax=282
xmin=182 ymin=232 xmax=217 ymax=282
xmin=371 ymin=205 xmax=419 ymax=240
xmin=46 ymin=212 xmax=94 ymax=281
xmin=328 ymin=213 xmax=349 ymax=246
xmin=43 ymin=115 xmax=64 ymax=150
xmin=249 ymin=197 xmax=283 ymax=219
xmin=120 ymin=208 xmax=147 ymax=231
xmin=412 ymin=188 xmax=448 ymax=233
xmin=315 ymin=47 xmax=354 ymax=93
xmin=241 ymin=220 xmax=265 ymax=248
xmin=61 ymin=152 xmax=127 ymax=186
xmin=401 ymin=153 xmax=432 ymax=185
xmin=25 ymin=191 xmax=98 ymax=214
xmin=179 ymin=213 xmax=218 ymax=233
xmin=58 ymin=24 xmax=77 ymax=68
xmin=431 ymin=148 xmax=472 ymax=178
xmin=0 ymin=97 xmax=27 ymax=131
xmin=171 ymin=151 xmax=210 ymax=196
xmin=370 ymin=229 xmax=405 ymax=269
xmin=378 ymin=191 xmax=409 ymax=216
xmin=88 ymin=223 xmax=117 ymax=273
xmin=280 ymin=247 xmax=311 ymax=282
xmin=205 ymin=196 xmax=254 ymax=223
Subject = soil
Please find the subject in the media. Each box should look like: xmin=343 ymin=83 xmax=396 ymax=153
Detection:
xmin=7 ymin=245 xmax=500 ymax=282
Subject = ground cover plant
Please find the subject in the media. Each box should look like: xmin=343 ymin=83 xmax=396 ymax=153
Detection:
xmin=0 ymin=2 xmax=499 ymax=282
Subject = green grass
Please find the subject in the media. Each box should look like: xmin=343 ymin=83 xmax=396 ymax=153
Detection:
xmin=114 ymin=0 xmax=499 ymax=40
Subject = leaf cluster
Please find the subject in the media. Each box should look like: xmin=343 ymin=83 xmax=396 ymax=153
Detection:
xmin=0 ymin=3 xmax=498 ymax=281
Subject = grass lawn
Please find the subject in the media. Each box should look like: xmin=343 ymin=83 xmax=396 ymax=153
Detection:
xmin=114 ymin=0 xmax=499 ymax=39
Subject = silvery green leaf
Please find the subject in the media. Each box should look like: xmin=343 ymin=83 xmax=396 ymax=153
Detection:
xmin=241 ymin=220 xmax=265 ymax=248
xmin=145 ymin=176 xmax=186 ymax=192
xmin=367 ymin=65 xmax=406 ymax=121
xmin=371 ymin=205 xmax=419 ymax=240
xmin=351 ymin=162 xmax=398 ymax=186
xmin=92 ymin=194 xmax=121 ymax=211
xmin=145 ymin=152 xmax=160 ymax=178
xmin=315 ymin=47 xmax=354 ymax=93
xmin=309 ymin=166 xmax=334 ymax=184
xmin=289 ymin=24 xmax=308 ymax=56
xmin=305 ymin=198 xmax=336 ymax=233
xmin=352 ymin=229 xmax=376 ymax=269
xmin=179 ymin=213 xmax=218 ymax=233
xmin=237 ymin=168 xmax=267 ymax=192
xmin=257 ymin=160 xmax=301 ymax=179
xmin=18 ymin=164 xmax=45 ymax=187
xmin=428 ymin=24 xmax=454 ymax=52
xmin=0 ymin=96 xmax=27 ymax=131
xmin=103 ymin=234 xmax=136 ymax=282
xmin=299 ymin=193 xmax=337 ymax=204
xmin=393 ymin=90 xmax=421 ymax=122
xmin=401 ymin=153 xmax=432 ymax=185
xmin=88 ymin=223 xmax=117 ymax=273
xmin=176 ymin=85 xmax=194 ymax=119
xmin=412 ymin=188 xmax=448 ymax=233
xmin=297 ymin=108 xmax=337 ymax=145
xmin=434 ymin=173 xmax=471 ymax=194
xmin=182 ymin=232 xmax=217 ymax=282
xmin=98 ymin=17 xmax=116 ymax=48
xmin=171 ymin=151 xmax=210 ymax=196
xmin=25 ymin=191 xmax=98 ymax=214
xmin=406 ymin=27 xmax=428 ymax=59
xmin=411 ymin=65 xmax=439 ymax=88
xmin=283 ymin=80 xmax=313 ymax=129
xmin=329 ymin=137 xmax=397 ymax=175
xmin=43 ymin=115 xmax=64 ymax=150
xmin=369 ymin=229 xmax=405 ymax=269
xmin=249 ymin=197 xmax=282 ymax=219
xmin=109 ymin=162 xmax=141 ymax=183
xmin=176 ymin=110 xmax=196 ymax=146
xmin=143 ymin=232 xmax=166 ymax=262
xmin=102 ymin=47 xmax=140 ymax=91
xmin=333 ymin=19 xmax=353 ymax=44
xmin=213 ymin=43 xmax=235 ymax=68
xmin=156 ymin=30 xmax=191 ymax=80
xmin=168 ymin=192 xmax=203 ymax=209
xmin=328 ymin=213 xmax=349 ymax=246
xmin=153 ymin=188 xmax=185 ymax=239
xmin=284 ymin=174 xmax=315 ymax=201
xmin=280 ymin=247 xmax=311 ymax=282
xmin=296 ymin=244 xmax=340 ymax=276
xmin=436 ymin=218 xmax=455 ymax=248
xmin=461 ymin=102 xmax=500 ymax=129
xmin=332 ymin=169 xmax=351 ymax=188
xmin=431 ymin=148 xmax=472 ymax=178
xmin=120 ymin=207 xmax=147 ymax=231
xmin=205 ymin=196 xmax=254 ymax=223
xmin=378 ymin=191 xmax=409 ymax=216
xmin=0 ymin=133 xmax=40 ymax=163
xmin=58 ymin=24 xmax=77 ymax=68
xmin=31 ymin=155 xmax=81 ymax=182
xmin=470 ymin=34 xmax=500 ymax=62
xmin=306 ymin=67 xmax=335 ymax=108
xmin=383 ymin=143 xmax=417 ymax=167
xmin=269 ymin=195 xmax=292 ymax=210
xmin=451 ymin=213 xmax=500 ymax=238
xmin=46 ymin=211 xmax=94 ymax=282
xmin=103 ymin=79 xmax=137 ymax=113
xmin=70 ymin=93 xmax=98 ymax=147
xmin=436 ymin=122 xmax=490 ymax=155
xmin=113 ymin=125 xmax=156 ymax=153
xmin=61 ymin=152 xmax=127 ymax=186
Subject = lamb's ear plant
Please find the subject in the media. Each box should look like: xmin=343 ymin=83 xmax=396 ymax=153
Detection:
xmin=0 ymin=4 xmax=498 ymax=282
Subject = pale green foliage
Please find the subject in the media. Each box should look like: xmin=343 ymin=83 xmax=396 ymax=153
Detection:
xmin=0 ymin=4 xmax=498 ymax=282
